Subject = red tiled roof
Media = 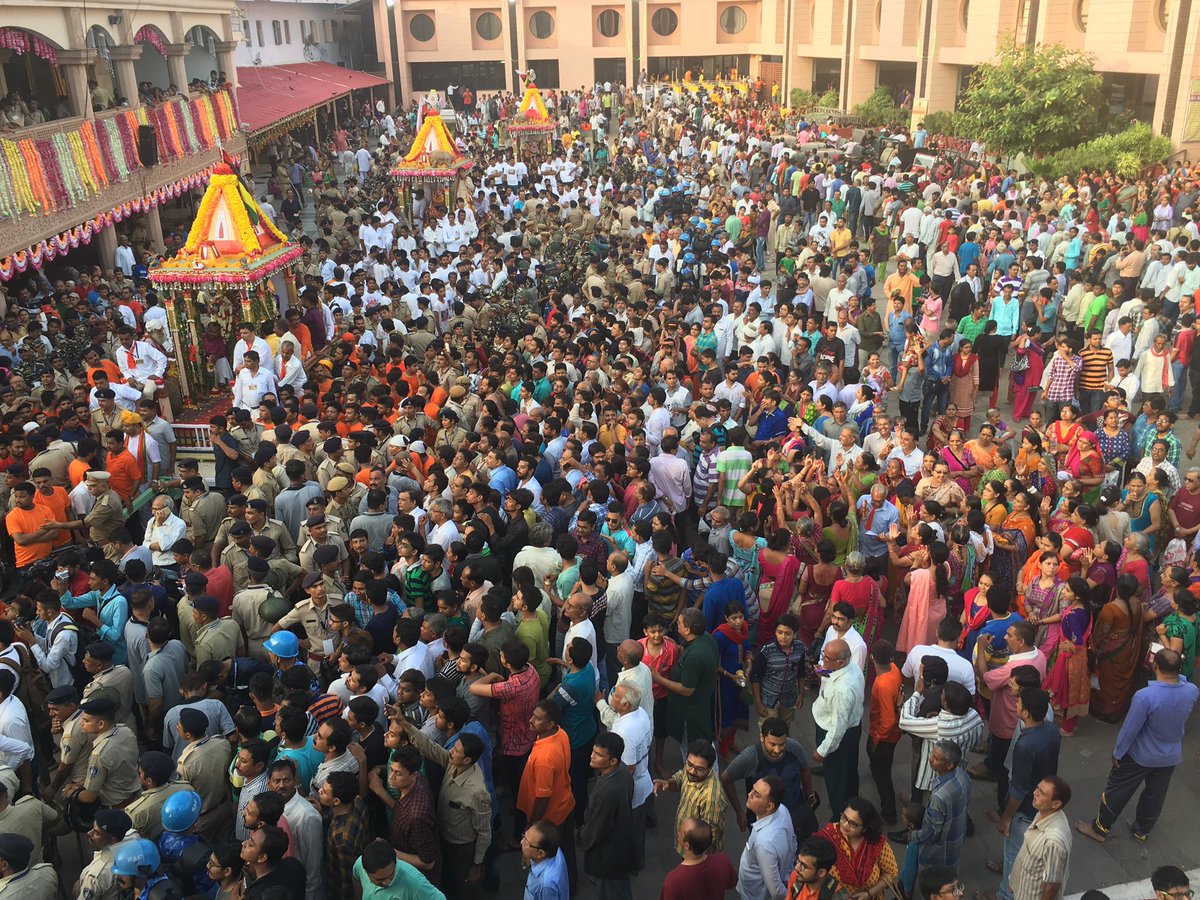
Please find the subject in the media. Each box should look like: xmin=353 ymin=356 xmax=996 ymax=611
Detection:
xmin=233 ymin=62 xmax=388 ymax=134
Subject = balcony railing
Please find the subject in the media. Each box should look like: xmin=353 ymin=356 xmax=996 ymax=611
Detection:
xmin=0 ymin=90 xmax=240 ymax=224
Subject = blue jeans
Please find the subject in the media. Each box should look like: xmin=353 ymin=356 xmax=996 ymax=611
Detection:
xmin=920 ymin=380 xmax=949 ymax=434
xmin=998 ymin=813 xmax=1033 ymax=900
xmin=755 ymin=236 xmax=767 ymax=271
xmin=1170 ymin=360 xmax=1187 ymax=411
xmin=889 ymin=342 xmax=906 ymax=383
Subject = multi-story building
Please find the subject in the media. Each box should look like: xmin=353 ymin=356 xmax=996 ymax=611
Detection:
xmin=0 ymin=1 xmax=247 ymax=277
xmin=367 ymin=0 xmax=1200 ymax=155
xmin=234 ymin=0 xmax=364 ymax=69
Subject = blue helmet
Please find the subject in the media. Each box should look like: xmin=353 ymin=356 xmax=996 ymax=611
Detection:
xmin=160 ymin=790 xmax=202 ymax=833
xmin=680 ymin=233 xmax=691 ymax=244
xmin=689 ymin=216 xmax=700 ymax=226
xmin=683 ymin=252 xmax=697 ymax=264
xmin=264 ymin=631 xmax=300 ymax=659
xmin=112 ymin=839 xmax=160 ymax=877
xmin=655 ymin=168 xmax=664 ymax=177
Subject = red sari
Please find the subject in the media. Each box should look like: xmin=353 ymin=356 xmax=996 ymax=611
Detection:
xmin=814 ymin=823 xmax=899 ymax=894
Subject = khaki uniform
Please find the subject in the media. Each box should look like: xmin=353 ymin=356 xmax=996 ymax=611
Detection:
xmin=251 ymin=469 xmax=280 ymax=511
xmin=183 ymin=490 xmax=227 ymax=552
xmin=266 ymin=557 xmax=302 ymax=594
xmin=210 ymin=514 xmax=248 ymax=561
xmin=220 ymin=543 xmax=251 ymax=593
xmin=29 ymin=447 xmax=72 ymax=489
xmin=84 ymin=489 xmax=125 ymax=549
xmin=175 ymin=735 xmax=234 ymax=839
xmin=194 ymin=617 xmax=245 ymax=667
xmin=83 ymin=666 xmax=135 ymax=730
xmin=230 ymin=423 xmax=263 ymax=460
xmin=276 ymin=597 xmax=338 ymax=659
xmin=251 ymin=518 xmax=298 ymax=563
xmin=0 ymin=863 xmax=56 ymax=899
xmin=177 ymin=596 xmax=199 ymax=659
xmin=0 ymin=796 xmax=59 ymax=863
xmin=434 ymin=426 xmax=468 ymax=450
xmin=77 ymin=842 xmax=122 ymax=900
xmin=316 ymin=457 xmax=343 ymax=489
xmin=91 ymin=407 xmax=123 ymax=440
xmin=232 ymin=585 xmax=279 ymax=659
xmin=83 ymin=725 xmax=141 ymax=806
xmin=56 ymin=709 xmax=92 ymax=790
xmin=298 ymin=535 xmax=348 ymax=573
xmin=126 ymin=779 xmax=193 ymax=840
xmin=327 ymin=494 xmax=361 ymax=527
xmin=297 ymin=515 xmax=347 ymax=546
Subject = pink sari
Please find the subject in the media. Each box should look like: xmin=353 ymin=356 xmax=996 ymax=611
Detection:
xmin=896 ymin=564 xmax=947 ymax=652
xmin=758 ymin=551 xmax=802 ymax=646
xmin=1011 ymin=339 xmax=1045 ymax=420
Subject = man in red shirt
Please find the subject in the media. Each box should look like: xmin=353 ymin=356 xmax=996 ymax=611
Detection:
xmin=659 ymin=818 xmax=738 ymax=900
xmin=1169 ymin=468 xmax=1200 ymax=546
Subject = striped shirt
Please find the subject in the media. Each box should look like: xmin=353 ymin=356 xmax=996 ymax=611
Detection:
xmin=693 ymin=447 xmax=720 ymax=503
xmin=911 ymin=764 xmax=972 ymax=869
xmin=669 ymin=767 xmax=728 ymax=855
xmin=1010 ymin=809 xmax=1073 ymax=900
xmin=899 ymin=694 xmax=986 ymax=790
xmin=1043 ymin=352 xmax=1082 ymax=402
xmin=1078 ymin=346 xmax=1114 ymax=391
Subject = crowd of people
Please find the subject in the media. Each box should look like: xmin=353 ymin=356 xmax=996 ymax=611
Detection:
xmin=0 ymin=73 xmax=1196 ymax=900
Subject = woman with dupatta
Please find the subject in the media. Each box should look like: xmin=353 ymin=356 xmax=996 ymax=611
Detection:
xmin=1064 ymin=431 xmax=1105 ymax=504
xmin=757 ymin=529 xmax=802 ymax=647
xmin=1046 ymin=404 xmax=1083 ymax=472
xmin=1042 ymin=575 xmax=1093 ymax=736
xmin=1091 ymin=573 xmax=1145 ymax=722
xmin=939 ymin=430 xmax=980 ymax=495
xmin=990 ymin=489 xmax=1038 ymax=598
xmin=948 ymin=340 xmax=980 ymax=430
xmin=1009 ymin=327 xmax=1045 ymax=421
xmin=896 ymin=541 xmax=950 ymax=653
xmin=1024 ymin=552 xmax=1067 ymax=657
xmin=1124 ymin=470 xmax=1163 ymax=557
xmin=713 ymin=600 xmax=752 ymax=758
xmin=796 ymin=539 xmax=842 ymax=647
xmin=824 ymin=551 xmax=885 ymax=653
xmin=816 ymin=797 xmax=898 ymax=900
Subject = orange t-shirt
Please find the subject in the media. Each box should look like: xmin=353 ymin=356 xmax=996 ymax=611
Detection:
xmin=869 ymin=663 xmax=903 ymax=744
xmin=88 ymin=360 xmax=125 ymax=386
xmin=516 ymin=727 xmax=575 ymax=827
xmin=6 ymin=505 xmax=56 ymax=568
xmin=68 ymin=459 xmax=91 ymax=488
xmin=33 ymin=486 xmax=72 ymax=548
xmin=106 ymin=450 xmax=142 ymax=501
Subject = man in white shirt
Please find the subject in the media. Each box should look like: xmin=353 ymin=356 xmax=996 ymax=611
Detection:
xmin=900 ymin=617 xmax=977 ymax=693
xmin=274 ymin=340 xmax=307 ymax=391
xmin=820 ymin=602 xmax=868 ymax=671
xmin=271 ymin=757 xmax=325 ymax=900
xmin=114 ymin=236 xmax=136 ymax=276
xmin=114 ymin=328 xmax=168 ymax=398
xmin=143 ymin=495 xmax=187 ymax=572
xmin=0 ymin=678 xmax=33 ymax=772
xmin=811 ymin=637 xmax=865 ymax=819
xmin=232 ymin=324 xmax=274 ymax=374
xmin=887 ymin=429 xmax=925 ymax=477
xmin=232 ymin=351 xmax=278 ymax=411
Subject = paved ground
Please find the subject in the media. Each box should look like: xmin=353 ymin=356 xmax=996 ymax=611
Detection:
xmin=217 ymin=173 xmax=1200 ymax=898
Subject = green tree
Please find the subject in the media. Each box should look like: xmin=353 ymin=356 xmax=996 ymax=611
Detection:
xmin=789 ymin=87 xmax=816 ymax=108
xmin=958 ymin=39 xmax=1105 ymax=156
xmin=1026 ymin=122 xmax=1172 ymax=179
xmin=853 ymin=86 xmax=904 ymax=126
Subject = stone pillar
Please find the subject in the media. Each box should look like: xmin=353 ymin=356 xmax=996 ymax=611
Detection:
xmin=56 ymin=49 xmax=99 ymax=119
xmin=215 ymin=41 xmax=239 ymax=89
xmin=95 ymin=224 xmax=119 ymax=270
xmin=165 ymin=44 xmax=189 ymax=91
xmin=108 ymin=45 xmax=143 ymax=110
xmin=144 ymin=205 xmax=166 ymax=255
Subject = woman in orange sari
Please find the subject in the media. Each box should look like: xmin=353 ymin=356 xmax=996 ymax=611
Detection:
xmin=815 ymin=797 xmax=898 ymax=899
xmin=1091 ymin=572 xmax=1144 ymax=722
xmin=991 ymin=489 xmax=1038 ymax=597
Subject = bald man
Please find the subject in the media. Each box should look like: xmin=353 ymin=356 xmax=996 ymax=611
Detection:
xmin=811 ymin=636 xmax=865 ymax=820
xmin=598 ymin=639 xmax=655 ymax=727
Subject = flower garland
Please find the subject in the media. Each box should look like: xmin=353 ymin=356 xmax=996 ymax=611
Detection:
xmin=0 ymin=160 xmax=237 ymax=280
xmin=0 ymin=28 xmax=58 ymax=65
xmin=134 ymin=26 xmax=167 ymax=58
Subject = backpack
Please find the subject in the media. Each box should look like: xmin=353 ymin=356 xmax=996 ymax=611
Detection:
xmin=0 ymin=643 xmax=51 ymax=735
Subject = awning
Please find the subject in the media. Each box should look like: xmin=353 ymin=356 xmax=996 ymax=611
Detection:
xmin=234 ymin=62 xmax=388 ymax=135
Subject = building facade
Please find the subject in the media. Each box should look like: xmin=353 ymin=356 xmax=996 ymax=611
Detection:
xmin=0 ymin=2 xmax=247 ymax=276
xmin=368 ymin=0 xmax=1200 ymax=155
xmin=234 ymin=0 xmax=364 ymax=69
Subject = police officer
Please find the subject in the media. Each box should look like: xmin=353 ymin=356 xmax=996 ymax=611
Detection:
xmin=46 ymin=685 xmax=91 ymax=802
xmin=264 ymin=631 xmax=318 ymax=693
xmin=232 ymin=556 xmax=282 ymax=659
xmin=0 ymin=765 xmax=58 ymax=863
xmin=219 ymin=520 xmax=252 ymax=593
xmin=248 ymin=534 xmax=302 ymax=595
xmin=111 ymin=838 xmax=182 ymax=900
xmin=126 ymin=751 xmax=192 ymax=841
xmin=181 ymin=476 xmax=225 ymax=556
xmin=75 ymin=808 xmax=133 ymax=900
xmin=173 ymin=709 xmax=234 ymax=842
xmin=191 ymin=596 xmax=243 ymax=667
xmin=177 ymin=572 xmax=209 ymax=661
xmin=274 ymin=572 xmax=338 ymax=674
xmin=65 ymin=696 xmax=140 ymax=829
xmin=0 ymin=833 xmax=55 ymax=899
xmin=83 ymin=470 xmax=126 ymax=560
xmin=81 ymin=642 xmax=136 ymax=730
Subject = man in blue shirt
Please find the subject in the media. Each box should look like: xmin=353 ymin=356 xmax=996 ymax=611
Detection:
xmin=920 ymin=330 xmax=955 ymax=436
xmin=1077 ymin=647 xmax=1199 ymax=844
xmin=355 ymin=838 xmax=447 ymax=900
xmin=856 ymin=484 xmax=898 ymax=570
xmin=749 ymin=391 xmax=790 ymax=446
xmin=522 ymin=821 xmax=570 ymax=900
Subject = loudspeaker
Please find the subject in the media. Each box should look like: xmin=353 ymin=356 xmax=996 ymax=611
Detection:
xmin=138 ymin=125 xmax=158 ymax=167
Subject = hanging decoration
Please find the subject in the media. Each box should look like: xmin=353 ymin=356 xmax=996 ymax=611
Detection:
xmin=147 ymin=161 xmax=300 ymax=401
xmin=0 ymin=92 xmax=239 ymax=222
xmin=0 ymin=28 xmax=59 ymax=65
xmin=133 ymin=25 xmax=168 ymax=58
xmin=0 ymin=159 xmax=238 ymax=281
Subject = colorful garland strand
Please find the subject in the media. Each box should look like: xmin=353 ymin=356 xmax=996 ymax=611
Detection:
xmin=0 ymin=158 xmax=239 ymax=280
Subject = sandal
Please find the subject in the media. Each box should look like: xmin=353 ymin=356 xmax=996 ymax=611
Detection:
xmin=985 ymin=860 xmax=1002 ymax=874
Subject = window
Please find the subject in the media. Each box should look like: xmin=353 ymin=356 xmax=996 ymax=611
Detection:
xmin=597 ymin=9 xmax=622 ymax=37
xmin=256 ymin=20 xmax=264 ymax=46
xmin=411 ymin=60 xmax=506 ymax=90
xmin=719 ymin=5 xmax=747 ymax=34
xmin=283 ymin=20 xmax=291 ymax=43
xmin=310 ymin=20 xmax=317 ymax=42
xmin=475 ymin=11 xmax=502 ymax=40
xmin=651 ymin=7 xmax=678 ymax=35
xmin=272 ymin=20 xmax=282 ymax=45
xmin=324 ymin=20 xmax=333 ymax=42
xmin=1075 ymin=0 xmax=1088 ymax=30
xmin=409 ymin=13 xmax=435 ymax=41
xmin=527 ymin=58 xmax=560 ymax=87
xmin=529 ymin=10 xmax=555 ymax=38
xmin=242 ymin=19 xmax=251 ymax=45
